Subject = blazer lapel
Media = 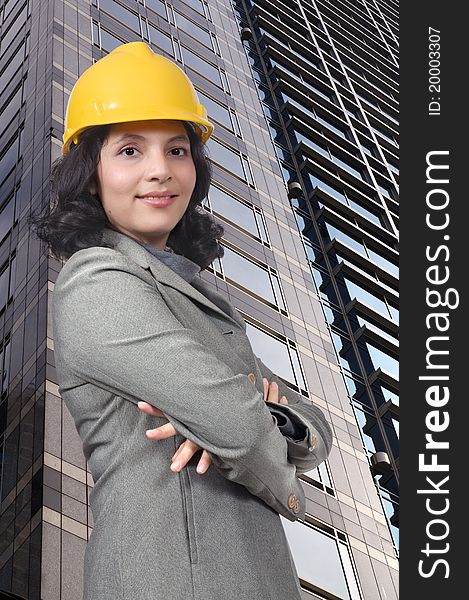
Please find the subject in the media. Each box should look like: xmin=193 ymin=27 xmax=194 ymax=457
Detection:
xmin=100 ymin=228 xmax=243 ymax=331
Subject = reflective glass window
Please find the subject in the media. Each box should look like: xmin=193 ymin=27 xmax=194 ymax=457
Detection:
xmin=309 ymin=173 xmax=347 ymax=204
xmin=0 ymin=41 xmax=24 ymax=91
xmin=99 ymin=0 xmax=140 ymax=33
xmin=324 ymin=223 xmax=367 ymax=258
xmin=0 ymin=260 xmax=12 ymax=310
xmin=353 ymin=402 xmax=385 ymax=455
xmin=208 ymin=186 xmax=261 ymax=238
xmin=379 ymin=488 xmax=399 ymax=547
xmin=0 ymin=3 xmax=27 ymax=54
xmin=148 ymin=23 xmax=173 ymax=55
xmin=342 ymin=277 xmax=391 ymax=319
xmin=378 ymin=183 xmax=395 ymax=200
xmin=0 ymin=195 xmax=15 ymax=243
xmin=302 ymin=460 xmax=333 ymax=490
xmin=365 ymin=341 xmax=398 ymax=379
xmin=206 ymin=139 xmax=245 ymax=180
xmin=331 ymin=152 xmax=365 ymax=181
xmin=1 ymin=339 xmax=11 ymax=394
xmin=366 ymin=247 xmax=398 ymax=277
xmin=100 ymin=27 xmax=124 ymax=52
xmin=198 ymin=91 xmax=232 ymax=131
xmin=0 ymin=135 xmax=19 ymax=186
xmin=0 ymin=86 xmax=22 ymax=132
xmin=347 ymin=197 xmax=382 ymax=226
xmin=175 ymin=11 xmax=212 ymax=48
xmin=356 ymin=315 xmax=398 ymax=345
xmin=246 ymin=323 xmax=299 ymax=388
xmin=181 ymin=46 xmax=222 ymax=86
xmin=281 ymin=520 xmax=360 ymax=599
xmin=372 ymin=124 xmax=398 ymax=146
xmin=315 ymin=113 xmax=348 ymax=139
xmin=296 ymin=131 xmax=329 ymax=159
xmin=221 ymin=246 xmax=284 ymax=309
xmin=146 ymin=0 xmax=167 ymax=19
xmin=180 ymin=0 xmax=205 ymax=14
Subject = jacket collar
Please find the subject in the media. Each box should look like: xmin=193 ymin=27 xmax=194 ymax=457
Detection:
xmin=101 ymin=227 xmax=244 ymax=331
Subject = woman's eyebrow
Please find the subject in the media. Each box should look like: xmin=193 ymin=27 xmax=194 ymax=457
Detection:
xmin=112 ymin=133 xmax=190 ymax=146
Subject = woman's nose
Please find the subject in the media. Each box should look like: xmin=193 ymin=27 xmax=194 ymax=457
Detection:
xmin=144 ymin=155 xmax=172 ymax=182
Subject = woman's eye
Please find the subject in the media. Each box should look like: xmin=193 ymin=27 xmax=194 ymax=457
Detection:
xmin=170 ymin=147 xmax=188 ymax=156
xmin=119 ymin=146 xmax=139 ymax=156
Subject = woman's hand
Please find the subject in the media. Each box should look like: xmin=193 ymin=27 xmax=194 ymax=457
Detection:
xmin=138 ymin=373 xmax=288 ymax=474
xmin=262 ymin=377 xmax=289 ymax=405
xmin=137 ymin=401 xmax=212 ymax=475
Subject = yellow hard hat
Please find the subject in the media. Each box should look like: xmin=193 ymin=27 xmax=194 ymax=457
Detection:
xmin=62 ymin=41 xmax=214 ymax=154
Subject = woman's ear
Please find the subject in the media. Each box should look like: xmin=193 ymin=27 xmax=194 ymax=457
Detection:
xmin=88 ymin=179 xmax=98 ymax=195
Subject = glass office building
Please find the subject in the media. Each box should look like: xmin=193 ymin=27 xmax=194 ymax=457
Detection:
xmin=0 ymin=0 xmax=398 ymax=598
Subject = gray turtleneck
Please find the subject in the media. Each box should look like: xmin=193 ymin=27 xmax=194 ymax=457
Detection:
xmin=135 ymin=239 xmax=306 ymax=442
xmin=137 ymin=240 xmax=201 ymax=283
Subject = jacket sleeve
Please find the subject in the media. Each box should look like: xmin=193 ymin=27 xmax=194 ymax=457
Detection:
xmin=52 ymin=248 xmax=306 ymax=521
xmin=255 ymin=356 xmax=333 ymax=474
xmin=266 ymin=405 xmax=308 ymax=440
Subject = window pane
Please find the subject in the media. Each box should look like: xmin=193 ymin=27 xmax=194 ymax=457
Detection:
xmin=324 ymin=223 xmax=367 ymax=257
xmin=1 ymin=339 xmax=11 ymax=393
xmin=366 ymin=247 xmax=398 ymax=277
xmin=338 ymin=542 xmax=363 ymax=600
xmin=146 ymin=0 xmax=166 ymax=19
xmin=208 ymin=186 xmax=258 ymax=236
xmin=221 ymin=246 xmax=277 ymax=306
xmin=281 ymin=519 xmax=352 ymax=599
xmin=99 ymin=0 xmax=140 ymax=33
xmin=181 ymin=47 xmax=222 ymax=87
xmin=0 ymin=264 xmax=10 ymax=310
xmin=206 ymin=139 xmax=245 ymax=180
xmin=148 ymin=24 xmax=173 ymax=56
xmin=0 ymin=41 xmax=24 ymax=91
xmin=331 ymin=152 xmax=364 ymax=181
xmin=175 ymin=11 xmax=212 ymax=48
xmin=0 ymin=4 xmax=27 ymax=55
xmin=0 ymin=196 xmax=15 ymax=243
xmin=315 ymin=113 xmax=347 ymax=138
xmin=347 ymin=198 xmax=382 ymax=227
xmin=365 ymin=341 xmax=399 ymax=379
xmin=309 ymin=173 xmax=347 ymax=203
xmin=0 ymin=86 xmax=22 ymax=132
xmin=246 ymin=323 xmax=296 ymax=385
xmin=198 ymin=91 xmax=232 ymax=131
xmin=100 ymin=27 xmax=124 ymax=52
xmin=180 ymin=0 xmax=204 ymax=14
xmin=297 ymin=131 xmax=329 ymax=159
xmin=0 ymin=135 xmax=19 ymax=186
xmin=343 ymin=277 xmax=390 ymax=319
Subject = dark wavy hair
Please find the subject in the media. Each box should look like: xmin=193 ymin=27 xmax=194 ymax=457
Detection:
xmin=28 ymin=121 xmax=224 ymax=270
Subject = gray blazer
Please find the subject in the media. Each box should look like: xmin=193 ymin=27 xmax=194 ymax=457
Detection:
xmin=52 ymin=227 xmax=333 ymax=600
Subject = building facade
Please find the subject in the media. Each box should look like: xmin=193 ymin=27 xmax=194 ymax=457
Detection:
xmin=0 ymin=0 xmax=398 ymax=598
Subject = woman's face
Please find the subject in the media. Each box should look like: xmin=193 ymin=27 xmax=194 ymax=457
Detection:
xmin=93 ymin=119 xmax=197 ymax=249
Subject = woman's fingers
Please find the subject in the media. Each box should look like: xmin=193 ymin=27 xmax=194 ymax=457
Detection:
xmin=138 ymin=401 xmax=176 ymax=438
xmin=145 ymin=422 xmax=178 ymax=440
xmin=170 ymin=439 xmax=200 ymax=472
xmin=261 ymin=377 xmax=288 ymax=404
xmin=137 ymin=401 xmax=165 ymax=418
xmin=196 ymin=450 xmax=212 ymax=474
xmin=170 ymin=442 xmax=212 ymax=474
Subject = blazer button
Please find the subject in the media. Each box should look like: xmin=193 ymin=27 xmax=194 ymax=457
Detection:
xmin=293 ymin=499 xmax=301 ymax=514
xmin=247 ymin=372 xmax=256 ymax=385
xmin=287 ymin=494 xmax=297 ymax=509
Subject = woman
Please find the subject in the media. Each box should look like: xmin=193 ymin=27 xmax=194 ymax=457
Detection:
xmin=30 ymin=42 xmax=332 ymax=599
